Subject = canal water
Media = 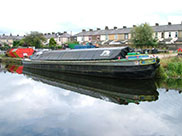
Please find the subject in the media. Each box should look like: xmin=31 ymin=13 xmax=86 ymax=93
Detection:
xmin=0 ymin=63 xmax=182 ymax=136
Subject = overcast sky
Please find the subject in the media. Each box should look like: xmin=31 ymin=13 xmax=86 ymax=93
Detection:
xmin=0 ymin=0 xmax=182 ymax=35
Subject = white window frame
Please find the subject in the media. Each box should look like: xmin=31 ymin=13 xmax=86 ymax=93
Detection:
xmin=124 ymin=33 xmax=128 ymax=40
xmin=114 ymin=34 xmax=118 ymax=40
xmin=106 ymin=35 xmax=108 ymax=40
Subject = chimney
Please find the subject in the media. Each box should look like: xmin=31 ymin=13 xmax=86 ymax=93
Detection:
xmin=10 ymin=33 xmax=12 ymax=36
xmin=168 ymin=22 xmax=172 ymax=25
xmin=89 ymin=29 xmax=93 ymax=31
xmin=105 ymin=26 xmax=109 ymax=30
xmin=133 ymin=25 xmax=136 ymax=27
xmin=57 ymin=32 xmax=62 ymax=35
xmin=64 ymin=31 xmax=67 ymax=33
xmin=97 ymin=28 xmax=100 ymax=30
xmin=123 ymin=26 xmax=127 ymax=28
xmin=113 ymin=26 xmax=117 ymax=29
xmin=82 ymin=29 xmax=86 ymax=32
xmin=155 ymin=23 xmax=159 ymax=26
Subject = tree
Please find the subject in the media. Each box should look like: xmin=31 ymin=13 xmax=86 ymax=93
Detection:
xmin=131 ymin=23 xmax=158 ymax=48
xmin=23 ymin=31 xmax=46 ymax=48
xmin=3 ymin=43 xmax=9 ymax=47
xmin=49 ymin=38 xmax=57 ymax=48
xmin=13 ymin=40 xmax=20 ymax=47
xmin=0 ymin=42 xmax=10 ymax=50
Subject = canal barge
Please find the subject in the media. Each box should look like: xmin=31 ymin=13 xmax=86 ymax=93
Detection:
xmin=22 ymin=47 xmax=160 ymax=79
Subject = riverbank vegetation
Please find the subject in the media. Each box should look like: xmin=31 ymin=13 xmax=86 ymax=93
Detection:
xmin=0 ymin=55 xmax=22 ymax=64
xmin=156 ymin=56 xmax=182 ymax=79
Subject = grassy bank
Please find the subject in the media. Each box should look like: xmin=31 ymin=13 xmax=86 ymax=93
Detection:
xmin=156 ymin=56 xmax=182 ymax=79
xmin=0 ymin=55 xmax=22 ymax=65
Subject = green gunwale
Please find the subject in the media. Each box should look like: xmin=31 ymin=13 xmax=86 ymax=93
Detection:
xmin=126 ymin=54 xmax=148 ymax=57
xmin=117 ymin=58 xmax=154 ymax=61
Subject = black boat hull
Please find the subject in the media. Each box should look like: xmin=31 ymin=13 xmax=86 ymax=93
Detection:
xmin=23 ymin=60 xmax=160 ymax=79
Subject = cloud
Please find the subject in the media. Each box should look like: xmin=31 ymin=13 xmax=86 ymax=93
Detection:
xmin=0 ymin=0 xmax=182 ymax=35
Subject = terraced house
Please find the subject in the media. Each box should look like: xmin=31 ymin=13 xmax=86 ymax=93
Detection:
xmin=0 ymin=34 xmax=23 ymax=47
xmin=75 ymin=22 xmax=182 ymax=45
xmin=44 ymin=32 xmax=71 ymax=45
xmin=0 ymin=32 xmax=71 ymax=47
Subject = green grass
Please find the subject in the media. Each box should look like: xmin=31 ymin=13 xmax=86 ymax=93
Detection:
xmin=158 ymin=56 xmax=182 ymax=78
xmin=0 ymin=54 xmax=5 ymax=57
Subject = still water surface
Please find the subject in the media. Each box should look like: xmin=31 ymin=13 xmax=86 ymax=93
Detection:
xmin=0 ymin=63 xmax=182 ymax=136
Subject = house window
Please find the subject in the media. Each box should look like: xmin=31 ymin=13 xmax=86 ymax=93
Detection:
xmin=124 ymin=33 xmax=128 ymax=40
xmin=175 ymin=32 xmax=178 ymax=38
xmin=97 ymin=36 xmax=100 ymax=40
xmin=169 ymin=32 xmax=171 ymax=38
xmin=155 ymin=32 xmax=158 ymax=38
xmin=114 ymin=34 xmax=118 ymax=40
xmin=161 ymin=32 xmax=164 ymax=38
xmin=106 ymin=35 xmax=108 ymax=40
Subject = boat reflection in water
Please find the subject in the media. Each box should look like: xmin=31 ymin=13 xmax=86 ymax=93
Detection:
xmin=0 ymin=63 xmax=23 ymax=74
xmin=6 ymin=65 xmax=23 ymax=74
xmin=23 ymin=67 xmax=159 ymax=105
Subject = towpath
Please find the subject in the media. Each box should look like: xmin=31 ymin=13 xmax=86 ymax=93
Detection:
xmin=151 ymin=53 xmax=177 ymax=59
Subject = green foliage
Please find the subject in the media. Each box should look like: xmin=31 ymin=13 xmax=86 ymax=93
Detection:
xmin=155 ymin=66 xmax=168 ymax=80
xmin=23 ymin=31 xmax=46 ymax=48
xmin=13 ymin=40 xmax=20 ymax=47
xmin=131 ymin=23 xmax=158 ymax=48
xmin=49 ymin=38 xmax=57 ymax=47
xmin=160 ymin=56 xmax=182 ymax=78
xmin=3 ymin=43 xmax=9 ymax=47
xmin=57 ymin=46 xmax=62 ymax=49
xmin=177 ymin=63 xmax=182 ymax=75
xmin=67 ymin=41 xmax=79 ymax=49
xmin=166 ymin=62 xmax=182 ymax=77
xmin=19 ymin=39 xmax=26 ymax=47
xmin=13 ymin=39 xmax=28 ymax=47
xmin=67 ymin=41 xmax=79 ymax=44
xmin=168 ymin=63 xmax=178 ymax=71
xmin=0 ymin=43 xmax=10 ymax=51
